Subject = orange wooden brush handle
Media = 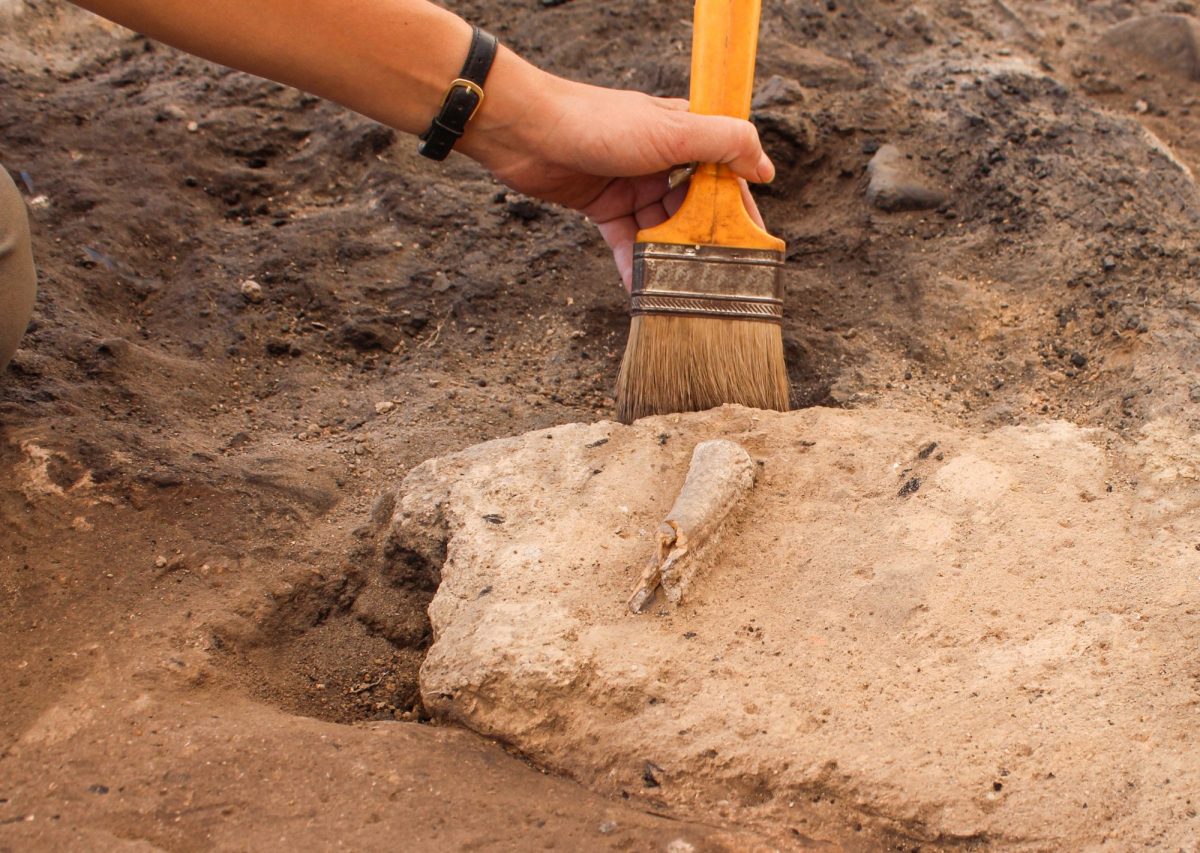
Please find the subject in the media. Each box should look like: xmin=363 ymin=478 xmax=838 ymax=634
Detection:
xmin=637 ymin=0 xmax=784 ymax=251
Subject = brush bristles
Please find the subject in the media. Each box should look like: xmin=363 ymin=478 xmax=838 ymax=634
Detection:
xmin=615 ymin=314 xmax=790 ymax=424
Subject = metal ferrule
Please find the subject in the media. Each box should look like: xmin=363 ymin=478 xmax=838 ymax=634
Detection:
xmin=630 ymin=242 xmax=785 ymax=323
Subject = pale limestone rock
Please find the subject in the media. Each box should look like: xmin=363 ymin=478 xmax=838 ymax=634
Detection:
xmin=393 ymin=406 xmax=1200 ymax=849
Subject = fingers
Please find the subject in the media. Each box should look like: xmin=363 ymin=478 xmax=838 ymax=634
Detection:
xmin=634 ymin=201 xmax=670 ymax=231
xmin=739 ymin=179 xmax=766 ymax=228
xmin=660 ymin=110 xmax=775 ymax=184
xmin=582 ymin=171 xmax=674 ymax=226
xmin=663 ymin=183 xmax=688 ymax=218
xmin=595 ymin=216 xmax=638 ymax=292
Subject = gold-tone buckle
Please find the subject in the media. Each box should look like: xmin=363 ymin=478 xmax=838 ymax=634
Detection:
xmin=443 ymin=78 xmax=485 ymax=122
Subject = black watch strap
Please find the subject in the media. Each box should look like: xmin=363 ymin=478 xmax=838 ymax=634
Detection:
xmin=418 ymin=27 xmax=499 ymax=161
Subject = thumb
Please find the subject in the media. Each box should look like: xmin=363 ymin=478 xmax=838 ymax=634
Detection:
xmin=663 ymin=112 xmax=775 ymax=183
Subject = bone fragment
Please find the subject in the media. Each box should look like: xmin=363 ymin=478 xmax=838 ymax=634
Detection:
xmin=628 ymin=439 xmax=756 ymax=613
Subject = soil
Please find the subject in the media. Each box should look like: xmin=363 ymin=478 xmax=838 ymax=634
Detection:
xmin=1 ymin=0 xmax=1198 ymax=850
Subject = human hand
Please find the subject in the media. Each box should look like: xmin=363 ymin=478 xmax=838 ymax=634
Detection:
xmin=462 ymin=61 xmax=774 ymax=291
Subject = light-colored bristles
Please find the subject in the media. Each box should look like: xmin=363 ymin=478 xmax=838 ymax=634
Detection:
xmin=615 ymin=314 xmax=790 ymax=424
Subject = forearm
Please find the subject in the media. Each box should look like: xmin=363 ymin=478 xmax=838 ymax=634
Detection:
xmin=72 ymin=0 xmax=549 ymax=164
xmin=70 ymin=0 xmax=774 ymax=288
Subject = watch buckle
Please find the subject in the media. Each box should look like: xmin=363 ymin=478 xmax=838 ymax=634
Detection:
xmin=443 ymin=78 xmax=485 ymax=122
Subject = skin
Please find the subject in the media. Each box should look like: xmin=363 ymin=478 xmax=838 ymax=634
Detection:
xmin=71 ymin=0 xmax=774 ymax=289
xmin=0 ymin=167 xmax=37 ymax=373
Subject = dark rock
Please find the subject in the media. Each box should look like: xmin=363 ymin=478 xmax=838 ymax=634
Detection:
xmin=642 ymin=762 xmax=662 ymax=788
xmin=265 ymin=338 xmax=303 ymax=357
xmin=340 ymin=319 xmax=398 ymax=352
xmin=752 ymin=109 xmax=816 ymax=157
xmin=139 ymin=470 xmax=184 ymax=488
xmin=505 ymin=199 xmax=544 ymax=222
xmin=1100 ymin=15 xmax=1200 ymax=82
xmin=751 ymin=75 xmax=805 ymax=109
xmin=346 ymin=125 xmax=396 ymax=160
xmin=866 ymin=145 xmax=947 ymax=212
xmin=759 ymin=40 xmax=865 ymax=90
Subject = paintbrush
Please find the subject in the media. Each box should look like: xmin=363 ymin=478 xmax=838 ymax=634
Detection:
xmin=615 ymin=0 xmax=788 ymax=424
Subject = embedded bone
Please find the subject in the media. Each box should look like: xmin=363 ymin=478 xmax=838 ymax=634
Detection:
xmin=628 ymin=439 xmax=756 ymax=613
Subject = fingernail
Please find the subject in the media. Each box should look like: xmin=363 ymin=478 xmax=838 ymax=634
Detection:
xmin=756 ymin=154 xmax=776 ymax=183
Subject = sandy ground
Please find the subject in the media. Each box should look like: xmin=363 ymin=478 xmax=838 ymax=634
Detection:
xmin=1 ymin=0 xmax=1199 ymax=849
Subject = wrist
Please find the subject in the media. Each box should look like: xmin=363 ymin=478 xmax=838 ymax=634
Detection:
xmin=455 ymin=46 xmax=563 ymax=177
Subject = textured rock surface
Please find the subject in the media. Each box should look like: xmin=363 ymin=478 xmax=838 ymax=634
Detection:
xmin=393 ymin=406 xmax=1200 ymax=849
xmin=1101 ymin=14 xmax=1200 ymax=82
xmin=866 ymin=144 xmax=947 ymax=212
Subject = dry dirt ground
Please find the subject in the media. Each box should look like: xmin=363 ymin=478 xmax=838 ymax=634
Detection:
xmin=1 ymin=0 xmax=1199 ymax=850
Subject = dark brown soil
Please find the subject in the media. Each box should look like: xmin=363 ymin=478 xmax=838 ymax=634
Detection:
xmin=2 ymin=0 xmax=1198 ymax=849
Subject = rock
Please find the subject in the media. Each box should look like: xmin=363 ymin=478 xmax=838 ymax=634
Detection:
xmin=346 ymin=125 xmax=396 ymax=160
xmin=865 ymin=145 xmax=947 ymax=212
xmin=157 ymin=103 xmax=187 ymax=122
xmin=141 ymin=470 xmax=183 ymax=488
xmin=392 ymin=406 xmax=1200 ymax=849
xmin=239 ymin=279 xmax=264 ymax=304
xmin=374 ymin=401 xmax=395 ymax=415
xmin=759 ymin=40 xmax=865 ymax=90
xmin=505 ymin=199 xmax=544 ymax=222
xmin=751 ymin=108 xmax=816 ymax=159
xmin=751 ymin=75 xmax=805 ymax=109
xmin=265 ymin=338 xmax=302 ymax=357
xmin=340 ymin=317 xmax=399 ymax=352
xmin=1100 ymin=14 xmax=1200 ymax=82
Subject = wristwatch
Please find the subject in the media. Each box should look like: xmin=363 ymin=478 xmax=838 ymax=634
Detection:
xmin=418 ymin=26 xmax=499 ymax=161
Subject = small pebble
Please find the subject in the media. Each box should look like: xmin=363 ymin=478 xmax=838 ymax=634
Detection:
xmin=375 ymin=401 xmax=395 ymax=415
xmin=155 ymin=556 xmax=168 ymax=568
xmin=239 ymin=279 xmax=264 ymax=304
